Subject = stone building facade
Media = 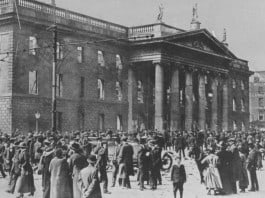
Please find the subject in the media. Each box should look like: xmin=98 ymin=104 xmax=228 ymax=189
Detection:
xmin=249 ymin=71 xmax=265 ymax=129
xmin=0 ymin=0 xmax=252 ymax=134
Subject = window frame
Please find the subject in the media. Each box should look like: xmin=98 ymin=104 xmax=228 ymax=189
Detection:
xmin=29 ymin=70 xmax=38 ymax=95
xmin=97 ymin=50 xmax=105 ymax=67
xmin=97 ymin=79 xmax=105 ymax=100
xmin=77 ymin=46 xmax=84 ymax=63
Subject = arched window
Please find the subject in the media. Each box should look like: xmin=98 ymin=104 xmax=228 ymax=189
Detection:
xmin=233 ymin=98 xmax=236 ymax=111
xmin=241 ymin=99 xmax=245 ymax=112
xmin=98 ymin=50 xmax=105 ymax=66
xmin=116 ymin=81 xmax=122 ymax=101
xmin=242 ymin=122 xmax=246 ymax=132
xmin=116 ymin=54 xmax=123 ymax=70
xmin=97 ymin=79 xmax=104 ymax=99
xmin=241 ymin=80 xmax=245 ymax=90
xmin=117 ymin=115 xmax=123 ymax=131
xmin=137 ymin=80 xmax=144 ymax=103
xmin=233 ymin=120 xmax=237 ymax=130
xmin=232 ymin=79 xmax=236 ymax=89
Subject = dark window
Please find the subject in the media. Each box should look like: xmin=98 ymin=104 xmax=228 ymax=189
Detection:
xmin=56 ymin=74 xmax=63 ymax=97
xmin=29 ymin=71 xmax=38 ymax=95
xmin=258 ymin=86 xmax=264 ymax=94
xmin=259 ymin=98 xmax=264 ymax=107
xmin=77 ymin=46 xmax=83 ymax=63
xmin=80 ymin=77 xmax=85 ymax=98
xmin=57 ymin=112 xmax=62 ymax=131
xmin=98 ymin=114 xmax=105 ymax=131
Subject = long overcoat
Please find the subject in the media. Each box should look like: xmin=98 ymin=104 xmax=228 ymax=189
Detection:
xmin=16 ymin=149 xmax=35 ymax=194
xmin=69 ymin=152 xmax=88 ymax=198
xmin=78 ymin=165 xmax=102 ymax=198
xmin=49 ymin=157 xmax=72 ymax=198
xmin=118 ymin=142 xmax=134 ymax=176
xmin=239 ymin=153 xmax=249 ymax=189
xmin=41 ymin=150 xmax=54 ymax=198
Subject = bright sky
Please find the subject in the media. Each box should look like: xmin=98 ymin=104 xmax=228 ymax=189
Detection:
xmin=53 ymin=0 xmax=265 ymax=71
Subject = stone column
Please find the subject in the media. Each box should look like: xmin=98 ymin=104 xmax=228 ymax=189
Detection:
xmin=128 ymin=67 xmax=135 ymax=132
xmin=222 ymin=79 xmax=229 ymax=131
xmin=198 ymin=73 xmax=206 ymax=131
xmin=154 ymin=62 xmax=164 ymax=132
xmin=185 ymin=71 xmax=193 ymax=131
xmin=211 ymin=78 xmax=218 ymax=132
xmin=170 ymin=67 xmax=180 ymax=131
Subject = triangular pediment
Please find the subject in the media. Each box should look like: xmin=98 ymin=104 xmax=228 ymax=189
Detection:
xmin=164 ymin=29 xmax=237 ymax=59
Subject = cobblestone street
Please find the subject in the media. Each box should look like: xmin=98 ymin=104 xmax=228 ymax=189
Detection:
xmin=0 ymin=158 xmax=264 ymax=198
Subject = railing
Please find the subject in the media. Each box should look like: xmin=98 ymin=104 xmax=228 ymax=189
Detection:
xmin=130 ymin=25 xmax=154 ymax=33
xmin=0 ymin=0 xmax=128 ymax=35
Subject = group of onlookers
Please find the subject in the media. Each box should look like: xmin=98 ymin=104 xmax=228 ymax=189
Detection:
xmin=0 ymin=129 xmax=264 ymax=198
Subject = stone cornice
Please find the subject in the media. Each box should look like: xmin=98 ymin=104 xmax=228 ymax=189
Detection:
xmin=129 ymin=53 xmax=229 ymax=74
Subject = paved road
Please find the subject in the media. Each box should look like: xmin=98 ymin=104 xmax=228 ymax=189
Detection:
xmin=0 ymin=159 xmax=264 ymax=198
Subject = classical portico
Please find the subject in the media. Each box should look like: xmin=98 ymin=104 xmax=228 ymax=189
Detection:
xmin=127 ymin=23 xmax=251 ymax=133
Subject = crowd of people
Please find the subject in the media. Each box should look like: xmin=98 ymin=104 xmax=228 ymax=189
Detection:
xmin=0 ymin=129 xmax=263 ymax=198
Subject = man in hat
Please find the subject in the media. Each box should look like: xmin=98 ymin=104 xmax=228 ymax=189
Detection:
xmin=137 ymin=138 xmax=150 ymax=191
xmin=39 ymin=139 xmax=54 ymax=198
xmin=149 ymin=139 xmax=162 ymax=190
xmin=111 ymin=136 xmax=121 ymax=187
xmin=0 ymin=138 xmax=6 ymax=178
xmin=247 ymin=143 xmax=259 ymax=192
xmin=69 ymin=142 xmax=88 ymax=198
xmin=78 ymin=155 xmax=102 ymax=198
xmin=93 ymin=138 xmax=110 ymax=194
xmin=118 ymin=136 xmax=134 ymax=189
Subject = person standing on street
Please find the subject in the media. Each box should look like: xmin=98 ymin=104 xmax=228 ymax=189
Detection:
xmin=93 ymin=138 xmax=110 ymax=194
xmin=0 ymin=138 xmax=6 ymax=178
xmin=137 ymin=138 xmax=150 ymax=191
xmin=78 ymin=155 xmax=102 ymax=198
xmin=171 ymin=156 xmax=186 ymax=198
xmin=49 ymin=148 xmax=72 ymax=198
xmin=149 ymin=140 xmax=161 ymax=190
xmin=16 ymin=142 xmax=35 ymax=198
xmin=247 ymin=143 xmax=259 ymax=192
xmin=118 ymin=136 xmax=134 ymax=189
xmin=68 ymin=142 xmax=88 ymax=198
xmin=111 ymin=136 xmax=121 ymax=187
xmin=40 ymin=140 xmax=54 ymax=198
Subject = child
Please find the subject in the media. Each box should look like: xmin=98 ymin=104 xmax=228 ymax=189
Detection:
xmin=171 ymin=156 xmax=186 ymax=198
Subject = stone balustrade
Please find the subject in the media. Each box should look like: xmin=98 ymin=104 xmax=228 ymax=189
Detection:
xmin=0 ymin=0 xmax=128 ymax=37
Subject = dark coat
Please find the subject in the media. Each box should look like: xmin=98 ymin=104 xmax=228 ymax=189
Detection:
xmin=49 ymin=157 xmax=72 ymax=198
xmin=171 ymin=164 xmax=186 ymax=183
xmin=41 ymin=150 xmax=54 ymax=198
xmin=16 ymin=149 xmax=35 ymax=194
xmin=175 ymin=136 xmax=186 ymax=150
xmin=150 ymin=146 xmax=162 ymax=169
xmin=78 ymin=165 xmax=102 ymax=198
xmin=217 ymin=149 xmax=233 ymax=194
xmin=118 ymin=142 xmax=134 ymax=176
xmin=137 ymin=145 xmax=151 ymax=169
xmin=230 ymin=145 xmax=242 ymax=181
xmin=247 ymin=149 xmax=258 ymax=170
xmin=69 ymin=152 xmax=88 ymax=198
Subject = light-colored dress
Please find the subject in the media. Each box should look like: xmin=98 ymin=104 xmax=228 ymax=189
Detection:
xmin=201 ymin=154 xmax=223 ymax=190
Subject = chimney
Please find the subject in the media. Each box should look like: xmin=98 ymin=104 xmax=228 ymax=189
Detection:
xmin=190 ymin=4 xmax=201 ymax=30
xmin=222 ymin=28 xmax=228 ymax=47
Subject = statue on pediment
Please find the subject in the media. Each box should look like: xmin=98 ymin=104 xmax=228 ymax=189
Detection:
xmin=192 ymin=3 xmax=198 ymax=19
xmin=157 ymin=4 xmax=164 ymax=23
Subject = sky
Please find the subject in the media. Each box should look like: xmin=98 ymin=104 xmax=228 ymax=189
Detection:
xmin=50 ymin=0 xmax=265 ymax=71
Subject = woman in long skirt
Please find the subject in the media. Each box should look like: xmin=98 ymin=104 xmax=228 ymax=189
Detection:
xmin=16 ymin=143 xmax=35 ymax=198
xmin=201 ymin=148 xmax=223 ymax=195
